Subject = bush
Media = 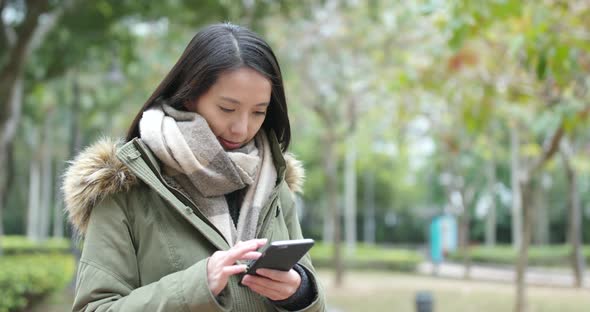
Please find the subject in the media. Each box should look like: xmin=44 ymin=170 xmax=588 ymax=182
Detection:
xmin=0 ymin=254 xmax=75 ymax=312
xmin=310 ymin=242 xmax=422 ymax=272
xmin=1 ymin=236 xmax=70 ymax=255
xmin=447 ymin=245 xmax=590 ymax=267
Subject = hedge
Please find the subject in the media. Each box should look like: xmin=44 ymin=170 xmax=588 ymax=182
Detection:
xmin=447 ymin=245 xmax=590 ymax=267
xmin=0 ymin=254 xmax=75 ymax=312
xmin=0 ymin=236 xmax=71 ymax=255
xmin=309 ymin=242 xmax=422 ymax=272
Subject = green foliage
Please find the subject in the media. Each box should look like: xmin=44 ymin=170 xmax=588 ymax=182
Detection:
xmin=447 ymin=245 xmax=590 ymax=267
xmin=310 ymin=242 xmax=422 ymax=272
xmin=0 ymin=254 xmax=75 ymax=312
xmin=446 ymin=0 xmax=523 ymax=49
xmin=0 ymin=236 xmax=70 ymax=255
xmin=3 ymin=0 xmax=590 ymax=253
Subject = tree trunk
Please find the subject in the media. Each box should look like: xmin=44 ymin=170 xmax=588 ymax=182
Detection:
xmin=363 ymin=170 xmax=375 ymax=245
xmin=515 ymin=181 xmax=534 ymax=312
xmin=53 ymin=158 xmax=65 ymax=238
xmin=510 ymin=126 xmax=523 ymax=250
xmin=461 ymin=188 xmax=474 ymax=279
xmin=460 ymin=210 xmax=471 ymax=279
xmin=533 ymin=184 xmax=549 ymax=245
xmin=0 ymin=78 xmax=23 ymax=255
xmin=1 ymin=1 xmax=70 ymax=253
xmin=514 ymin=120 xmax=564 ymax=312
xmin=322 ymin=196 xmax=333 ymax=244
xmin=26 ymin=128 xmax=41 ymax=242
xmin=561 ymin=143 xmax=585 ymax=288
xmin=323 ymin=133 xmax=343 ymax=287
xmin=69 ymin=72 xmax=83 ymax=157
xmin=344 ymin=132 xmax=357 ymax=253
xmin=39 ymin=115 xmax=53 ymax=241
xmin=485 ymin=159 xmax=497 ymax=246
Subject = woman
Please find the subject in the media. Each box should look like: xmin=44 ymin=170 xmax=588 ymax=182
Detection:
xmin=63 ymin=23 xmax=326 ymax=311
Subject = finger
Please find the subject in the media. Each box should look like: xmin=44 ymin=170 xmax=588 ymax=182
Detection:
xmin=226 ymin=239 xmax=267 ymax=263
xmin=249 ymin=238 xmax=269 ymax=248
xmin=255 ymin=268 xmax=295 ymax=282
xmin=242 ymin=276 xmax=287 ymax=301
xmin=239 ymin=251 xmax=262 ymax=261
xmin=226 ymin=242 xmax=259 ymax=263
xmin=242 ymin=274 xmax=281 ymax=289
xmin=245 ymin=283 xmax=284 ymax=300
xmin=221 ymin=264 xmax=248 ymax=277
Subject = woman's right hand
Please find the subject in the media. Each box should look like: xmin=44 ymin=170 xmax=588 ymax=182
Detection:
xmin=207 ymin=238 xmax=267 ymax=296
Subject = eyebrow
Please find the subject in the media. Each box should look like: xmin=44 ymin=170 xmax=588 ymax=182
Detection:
xmin=220 ymin=96 xmax=269 ymax=107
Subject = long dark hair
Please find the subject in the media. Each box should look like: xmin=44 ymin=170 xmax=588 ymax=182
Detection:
xmin=125 ymin=23 xmax=291 ymax=152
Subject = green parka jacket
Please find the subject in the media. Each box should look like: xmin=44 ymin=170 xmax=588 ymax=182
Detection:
xmin=63 ymin=135 xmax=326 ymax=312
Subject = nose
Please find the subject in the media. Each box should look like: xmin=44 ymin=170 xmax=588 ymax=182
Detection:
xmin=230 ymin=114 xmax=248 ymax=137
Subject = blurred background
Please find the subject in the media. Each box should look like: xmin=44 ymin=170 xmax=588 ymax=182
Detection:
xmin=1 ymin=0 xmax=589 ymax=311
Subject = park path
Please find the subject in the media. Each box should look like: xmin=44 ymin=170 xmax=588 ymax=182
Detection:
xmin=33 ymin=262 xmax=589 ymax=311
xmin=418 ymin=261 xmax=590 ymax=289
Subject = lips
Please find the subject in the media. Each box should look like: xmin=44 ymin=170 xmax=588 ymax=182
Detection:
xmin=218 ymin=137 xmax=242 ymax=150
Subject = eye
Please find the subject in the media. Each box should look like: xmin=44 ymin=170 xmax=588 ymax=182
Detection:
xmin=219 ymin=106 xmax=234 ymax=113
xmin=254 ymin=111 xmax=267 ymax=116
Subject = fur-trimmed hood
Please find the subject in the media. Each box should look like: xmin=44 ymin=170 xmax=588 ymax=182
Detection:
xmin=62 ymin=137 xmax=305 ymax=235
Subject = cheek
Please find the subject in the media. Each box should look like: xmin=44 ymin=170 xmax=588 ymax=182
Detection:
xmin=208 ymin=120 xmax=226 ymax=137
xmin=249 ymin=118 xmax=265 ymax=136
xmin=201 ymin=112 xmax=226 ymax=137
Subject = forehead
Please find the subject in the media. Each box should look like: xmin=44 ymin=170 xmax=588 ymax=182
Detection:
xmin=210 ymin=67 xmax=272 ymax=101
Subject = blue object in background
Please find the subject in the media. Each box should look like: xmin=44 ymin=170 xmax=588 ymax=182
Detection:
xmin=430 ymin=215 xmax=458 ymax=264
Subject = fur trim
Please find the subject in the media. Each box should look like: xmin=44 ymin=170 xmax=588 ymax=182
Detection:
xmin=62 ymin=138 xmax=305 ymax=234
xmin=284 ymin=152 xmax=305 ymax=194
xmin=62 ymin=137 xmax=137 ymax=234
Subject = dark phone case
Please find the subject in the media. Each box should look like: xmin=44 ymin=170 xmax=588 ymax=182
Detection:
xmin=246 ymin=239 xmax=314 ymax=275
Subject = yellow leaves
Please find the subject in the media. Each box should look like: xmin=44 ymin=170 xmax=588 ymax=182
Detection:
xmin=447 ymin=47 xmax=479 ymax=72
xmin=521 ymin=142 xmax=541 ymax=158
xmin=431 ymin=10 xmax=450 ymax=29
xmin=572 ymin=156 xmax=590 ymax=174
xmin=509 ymin=8 xmax=531 ymax=33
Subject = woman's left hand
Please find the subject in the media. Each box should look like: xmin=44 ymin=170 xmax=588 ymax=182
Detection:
xmin=241 ymin=268 xmax=301 ymax=301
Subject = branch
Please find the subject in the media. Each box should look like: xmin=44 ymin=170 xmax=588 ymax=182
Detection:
xmin=0 ymin=77 xmax=22 ymax=145
xmin=560 ymin=136 xmax=573 ymax=165
xmin=0 ymin=0 xmax=17 ymax=49
xmin=26 ymin=0 xmax=74 ymax=55
xmin=528 ymin=124 xmax=564 ymax=175
xmin=1 ymin=0 xmax=73 ymax=129
xmin=578 ymin=104 xmax=590 ymax=120
xmin=1 ymin=1 xmax=46 ymax=111
xmin=529 ymin=101 xmax=590 ymax=174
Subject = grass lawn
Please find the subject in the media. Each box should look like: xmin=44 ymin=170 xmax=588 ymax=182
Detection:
xmin=33 ymin=270 xmax=589 ymax=312
xmin=317 ymin=270 xmax=589 ymax=312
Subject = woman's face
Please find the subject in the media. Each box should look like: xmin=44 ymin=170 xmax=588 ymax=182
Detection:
xmin=186 ymin=67 xmax=271 ymax=150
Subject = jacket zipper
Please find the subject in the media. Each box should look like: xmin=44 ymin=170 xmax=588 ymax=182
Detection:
xmin=132 ymin=140 xmax=229 ymax=244
xmin=256 ymin=190 xmax=280 ymax=238
xmin=132 ymin=139 xmax=285 ymax=246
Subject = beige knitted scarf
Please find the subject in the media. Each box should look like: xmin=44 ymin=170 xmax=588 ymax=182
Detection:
xmin=139 ymin=103 xmax=276 ymax=246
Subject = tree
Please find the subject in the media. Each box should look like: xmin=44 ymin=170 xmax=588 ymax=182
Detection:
xmin=443 ymin=1 xmax=590 ymax=310
xmin=0 ymin=0 xmax=71 ymax=254
xmin=1 ymin=0 xmax=305 ymax=254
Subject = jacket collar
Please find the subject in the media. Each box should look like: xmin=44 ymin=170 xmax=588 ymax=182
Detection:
xmin=118 ymin=139 xmax=231 ymax=250
xmin=62 ymin=134 xmax=304 ymax=237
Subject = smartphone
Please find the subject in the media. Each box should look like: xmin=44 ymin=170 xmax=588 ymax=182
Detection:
xmin=246 ymin=239 xmax=315 ymax=275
